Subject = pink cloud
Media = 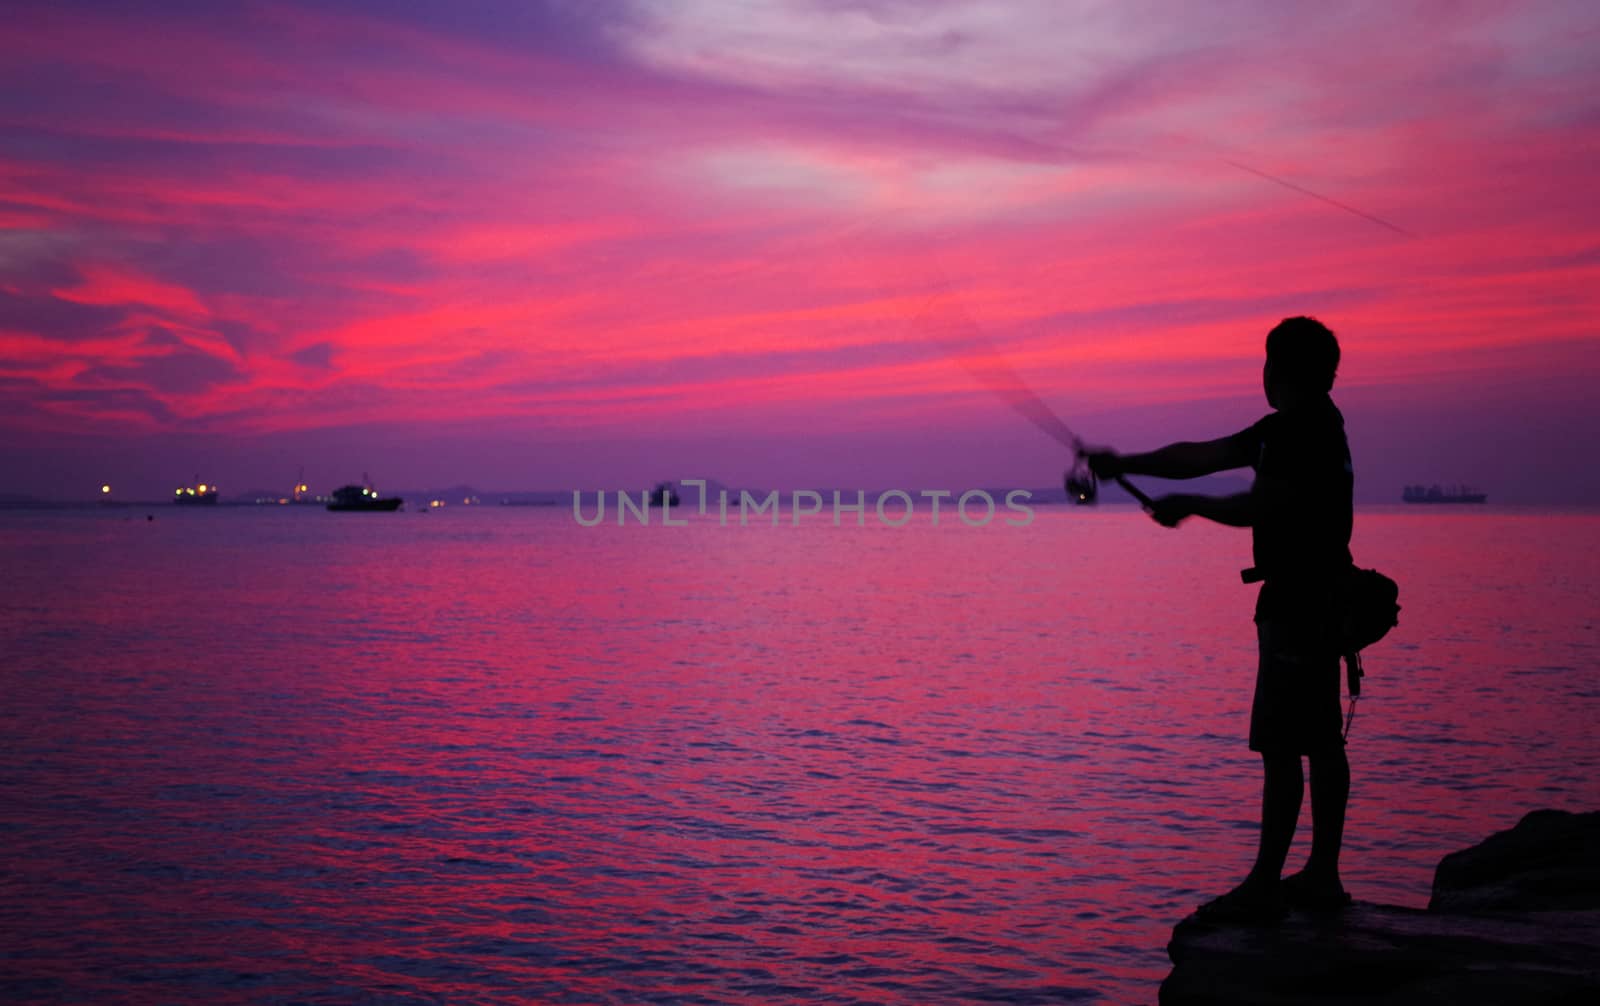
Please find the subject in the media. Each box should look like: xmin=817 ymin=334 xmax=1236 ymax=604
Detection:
xmin=52 ymin=265 xmax=209 ymax=319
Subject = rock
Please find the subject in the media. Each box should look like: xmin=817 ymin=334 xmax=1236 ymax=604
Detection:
xmin=1161 ymin=810 xmax=1600 ymax=1005
xmin=1431 ymin=809 xmax=1600 ymax=913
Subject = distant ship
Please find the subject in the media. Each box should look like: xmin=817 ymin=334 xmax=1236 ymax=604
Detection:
xmin=648 ymin=481 xmax=681 ymax=507
xmin=1403 ymin=484 xmax=1487 ymax=504
xmin=327 ymin=475 xmax=402 ymax=512
xmin=289 ymin=467 xmax=316 ymax=504
xmin=256 ymin=469 xmax=320 ymax=505
xmin=174 ymin=477 xmax=219 ymax=504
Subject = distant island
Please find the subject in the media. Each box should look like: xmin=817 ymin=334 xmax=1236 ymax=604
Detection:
xmin=1403 ymin=484 xmax=1487 ymax=504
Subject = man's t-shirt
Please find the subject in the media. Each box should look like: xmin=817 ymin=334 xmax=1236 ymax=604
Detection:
xmin=1228 ymin=396 xmax=1354 ymax=626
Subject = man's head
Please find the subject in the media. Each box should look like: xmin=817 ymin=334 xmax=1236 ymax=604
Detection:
xmin=1264 ymin=316 xmax=1339 ymax=408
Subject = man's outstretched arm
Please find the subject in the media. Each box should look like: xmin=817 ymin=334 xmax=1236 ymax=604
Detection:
xmin=1088 ymin=432 xmax=1253 ymax=481
xmin=1149 ymin=492 xmax=1254 ymax=528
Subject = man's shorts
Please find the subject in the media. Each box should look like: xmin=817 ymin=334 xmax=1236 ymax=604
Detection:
xmin=1249 ymin=620 xmax=1344 ymax=754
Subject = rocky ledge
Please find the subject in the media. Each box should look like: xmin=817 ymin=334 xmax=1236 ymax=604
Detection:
xmin=1161 ymin=809 xmax=1600 ymax=1004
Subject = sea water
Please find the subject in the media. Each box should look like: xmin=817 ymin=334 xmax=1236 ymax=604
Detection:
xmin=2 ymin=504 xmax=1596 ymax=1003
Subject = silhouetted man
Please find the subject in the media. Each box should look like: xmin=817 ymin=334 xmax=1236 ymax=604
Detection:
xmin=1088 ymin=316 xmax=1353 ymax=921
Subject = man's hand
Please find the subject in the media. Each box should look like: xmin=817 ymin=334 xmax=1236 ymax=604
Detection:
xmin=1149 ymin=495 xmax=1193 ymax=528
xmin=1083 ymin=448 xmax=1125 ymax=479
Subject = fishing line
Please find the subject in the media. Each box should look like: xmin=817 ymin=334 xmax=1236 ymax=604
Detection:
xmin=876 ymin=146 xmax=1410 ymax=505
xmin=1220 ymin=159 xmax=1415 ymax=237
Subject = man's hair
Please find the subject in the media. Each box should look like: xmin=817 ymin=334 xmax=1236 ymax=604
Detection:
xmin=1266 ymin=316 xmax=1339 ymax=392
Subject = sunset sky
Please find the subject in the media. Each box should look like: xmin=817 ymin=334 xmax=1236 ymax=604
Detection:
xmin=2 ymin=0 xmax=1597 ymax=502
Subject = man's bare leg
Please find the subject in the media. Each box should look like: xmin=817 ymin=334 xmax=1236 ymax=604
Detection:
xmin=1197 ymin=752 xmax=1301 ymax=919
xmin=1301 ymin=745 xmax=1350 ymax=887
xmin=1248 ymin=752 xmax=1303 ymax=887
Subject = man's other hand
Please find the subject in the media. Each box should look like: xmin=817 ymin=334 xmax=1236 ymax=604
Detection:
xmin=1083 ymin=449 xmax=1124 ymax=479
xmin=1149 ymin=495 xmax=1193 ymax=528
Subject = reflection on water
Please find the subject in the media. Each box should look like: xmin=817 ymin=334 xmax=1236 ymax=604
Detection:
xmin=2 ymin=506 xmax=1596 ymax=1003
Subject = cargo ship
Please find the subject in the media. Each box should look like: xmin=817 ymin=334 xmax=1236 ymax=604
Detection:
xmin=289 ymin=467 xmax=317 ymax=504
xmin=173 ymin=478 xmax=219 ymax=504
xmin=1402 ymin=484 xmax=1487 ymax=504
xmin=327 ymin=475 xmax=402 ymax=512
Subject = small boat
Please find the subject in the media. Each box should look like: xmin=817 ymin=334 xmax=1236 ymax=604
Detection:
xmin=1402 ymin=484 xmax=1487 ymax=504
xmin=327 ymin=476 xmax=402 ymax=512
xmin=174 ymin=477 xmax=219 ymax=504
xmin=648 ymin=481 xmax=681 ymax=507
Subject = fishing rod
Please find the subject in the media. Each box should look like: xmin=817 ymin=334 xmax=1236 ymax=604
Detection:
xmin=911 ymin=277 xmax=1154 ymax=510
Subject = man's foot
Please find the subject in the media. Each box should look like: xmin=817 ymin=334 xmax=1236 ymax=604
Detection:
xmin=1281 ymin=869 xmax=1352 ymax=912
xmin=1194 ymin=880 xmax=1288 ymax=924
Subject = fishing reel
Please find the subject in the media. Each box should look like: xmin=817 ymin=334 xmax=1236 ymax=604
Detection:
xmin=1065 ymin=453 xmax=1098 ymax=505
xmin=1065 ymin=450 xmax=1156 ymax=511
